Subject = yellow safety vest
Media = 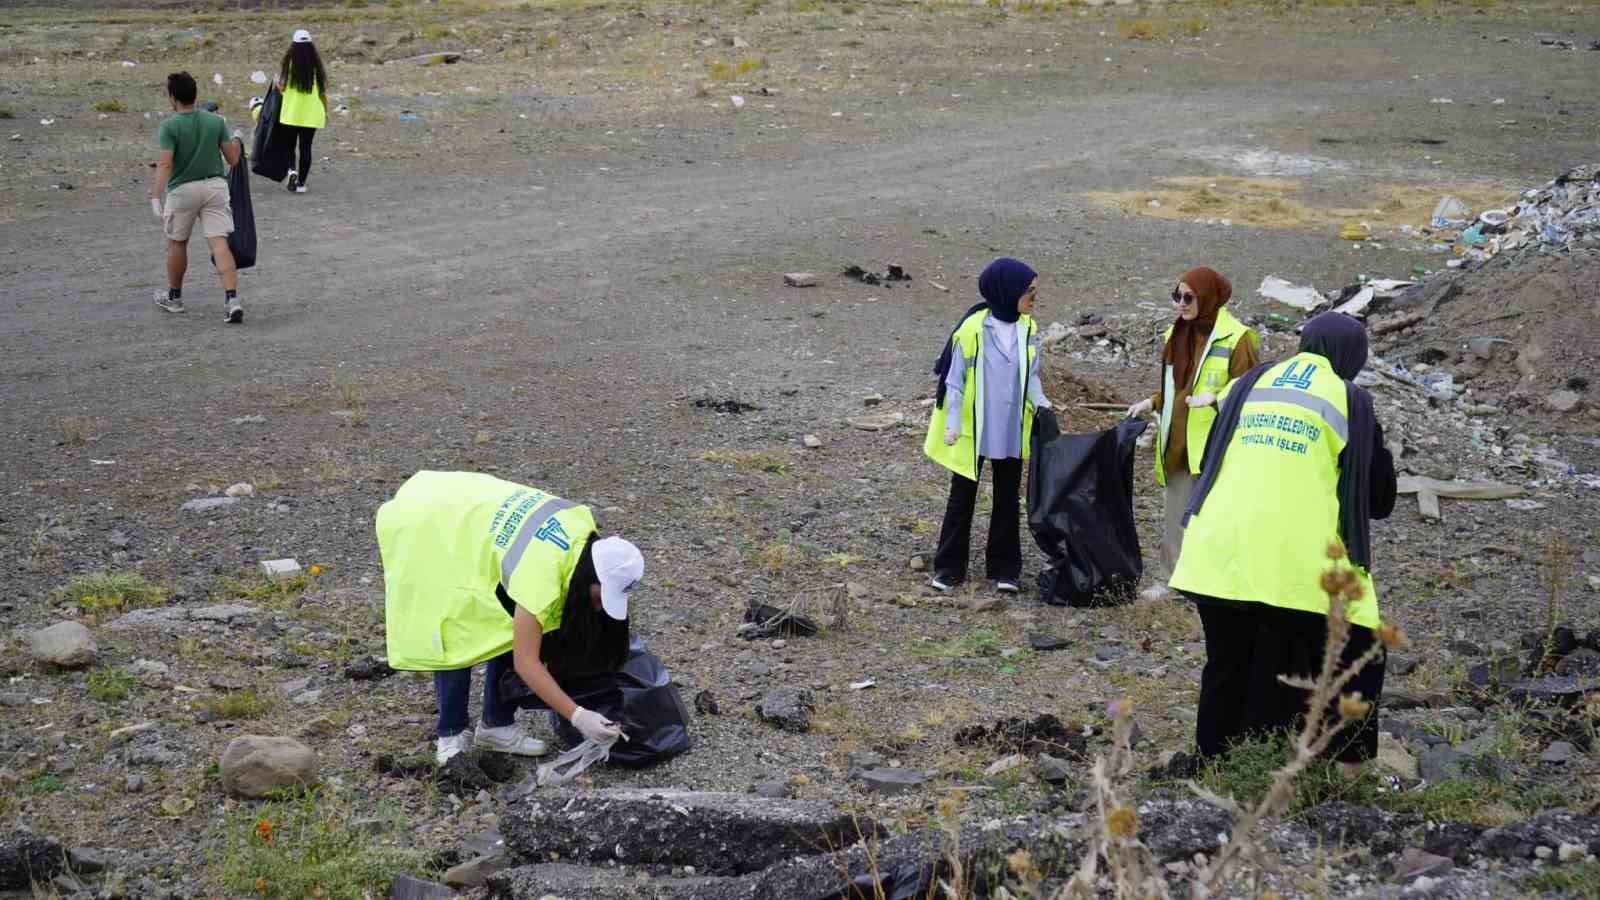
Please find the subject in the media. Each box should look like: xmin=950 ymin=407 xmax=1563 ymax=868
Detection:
xmin=378 ymin=471 xmax=596 ymax=671
xmin=1168 ymin=352 xmax=1380 ymax=628
xmin=923 ymin=310 xmax=1039 ymax=481
xmin=1155 ymin=307 xmax=1255 ymax=487
xmin=279 ymin=83 xmax=326 ymax=130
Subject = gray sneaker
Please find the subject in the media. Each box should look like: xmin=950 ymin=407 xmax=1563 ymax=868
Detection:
xmin=153 ymin=290 xmax=185 ymax=314
xmin=224 ymin=297 xmax=243 ymax=324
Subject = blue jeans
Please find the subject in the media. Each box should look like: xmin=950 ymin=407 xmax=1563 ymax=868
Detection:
xmin=434 ymin=651 xmax=516 ymax=738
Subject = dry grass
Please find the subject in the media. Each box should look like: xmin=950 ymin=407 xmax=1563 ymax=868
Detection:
xmin=701 ymin=449 xmax=790 ymax=474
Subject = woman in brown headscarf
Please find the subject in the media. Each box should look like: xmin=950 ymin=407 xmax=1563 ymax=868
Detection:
xmin=1127 ymin=267 xmax=1260 ymax=581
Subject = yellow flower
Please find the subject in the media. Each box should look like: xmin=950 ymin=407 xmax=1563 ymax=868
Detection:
xmin=1107 ymin=805 xmax=1138 ymax=840
xmin=1338 ymin=693 xmax=1371 ymax=721
xmin=253 ymin=877 xmax=265 ymax=893
xmin=308 ymin=564 xmax=322 ymax=576
xmin=1007 ymin=848 xmax=1042 ymax=883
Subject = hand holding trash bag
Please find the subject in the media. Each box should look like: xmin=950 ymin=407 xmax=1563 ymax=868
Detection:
xmin=1126 ymin=397 xmax=1154 ymax=419
xmin=571 ymin=706 xmax=626 ymax=743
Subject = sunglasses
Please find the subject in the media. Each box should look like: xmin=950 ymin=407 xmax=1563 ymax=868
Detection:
xmin=1170 ymin=289 xmax=1197 ymax=306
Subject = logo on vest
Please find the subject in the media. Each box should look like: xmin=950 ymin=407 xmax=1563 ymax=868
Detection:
xmin=1271 ymin=361 xmax=1317 ymax=391
xmin=534 ymin=516 xmax=571 ymax=551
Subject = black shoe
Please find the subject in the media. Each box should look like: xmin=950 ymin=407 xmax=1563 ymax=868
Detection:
xmin=224 ymin=298 xmax=243 ymax=323
xmin=285 ymin=170 xmax=298 ymax=193
xmin=929 ymin=573 xmax=963 ymax=592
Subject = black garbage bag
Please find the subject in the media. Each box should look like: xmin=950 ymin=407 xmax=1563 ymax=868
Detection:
xmin=1027 ymin=409 xmax=1147 ymax=607
xmin=500 ymin=636 xmax=692 ymax=767
xmin=223 ymin=142 xmax=256 ymax=269
xmin=249 ymin=86 xmax=293 ymax=182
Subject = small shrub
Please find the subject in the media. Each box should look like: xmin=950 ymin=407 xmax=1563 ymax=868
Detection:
xmin=1119 ymin=18 xmax=1169 ymax=40
xmin=30 ymin=774 xmax=64 ymax=795
xmin=1198 ymin=732 xmax=1379 ymax=812
xmin=700 ymin=449 xmax=788 ymax=474
xmin=1182 ymin=16 xmax=1206 ymax=35
xmin=736 ymin=56 xmax=766 ymax=75
xmin=759 ymin=537 xmax=804 ymax=573
xmin=92 ymin=99 xmax=126 ymax=113
xmin=706 ymin=59 xmax=735 ymax=81
xmin=421 ymin=23 xmax=452 ymax=41
xmin=53 ymin=416 xmax=91 ymax=446
xmin=1524 ymin=860 xmax=1600 ymax=897
xmin=218 ymin=790 xmax=430 ymax=900
xmin=61 ymin=571 xmax=168 ymax=613
xmin=203 ymin=687 xmax=275 ymax=721
xmin=0 ymin=106 xmax=15 ymax=119
xmin=87 ymin=666 xmax=137 ymax=703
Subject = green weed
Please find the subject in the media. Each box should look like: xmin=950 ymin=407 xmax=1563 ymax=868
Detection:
xmin=420 ymin=23 xmax=452 ymax=41
xmin=203 ymin=687 xmax=275 ymax=721
xmin=30 ymin=774 xmax=65 ymax=795
xmin=0 ymin=106 xmax=14 ymax=119
xmin=217 ymin=790 xmax=431 ymax=900
xmin=1197 ymin=733 xmax=1380 ymax=812
xmin=215 ymin=572 xmax=309 ymax=610
xmin=701 ymin=449 xmax=789 ymax=474
xmin=87 ymin=666 xmax=137 ymax=702
xmin=915 ymin=627 xmax=1002 ymax=659
xmin=92 ymin=99 xmax=126 ymax=113
xmin=1524 ymin=860 xmax=1600 ymax=897
xmin=61 ymin=571 xmax=168 ymax=613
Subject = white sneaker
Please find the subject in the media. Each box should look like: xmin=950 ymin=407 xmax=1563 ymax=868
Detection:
xmin=435 ymin=732 xmax=471 ymax=765
xmin=995 ymin=580 xmax=1020 ymax=595
xmin=474 ymin=724 xmax=550 ymax=757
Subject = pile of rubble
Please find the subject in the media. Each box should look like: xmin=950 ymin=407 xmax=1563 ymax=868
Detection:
xmin=1429 ymin=164 xmax=1600 ymax=266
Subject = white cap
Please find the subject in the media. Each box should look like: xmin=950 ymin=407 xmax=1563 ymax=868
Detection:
xmin=292 ymin=29 xmax=312 ymax=44
xmin=592 ymin=537 xmax=643 ymax=621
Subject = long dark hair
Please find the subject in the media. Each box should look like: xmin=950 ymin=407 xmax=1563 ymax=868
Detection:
xmin=538 ymin=535 xmax=630 ymax=677
xmin=280 ymin=42 xmax=327 ymax=95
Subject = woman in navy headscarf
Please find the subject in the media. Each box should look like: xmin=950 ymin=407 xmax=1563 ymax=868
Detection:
xmin=923 ymin=257 xmax=1052 ymax=594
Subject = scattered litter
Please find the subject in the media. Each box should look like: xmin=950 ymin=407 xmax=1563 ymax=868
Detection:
xmin=848 ymin=678 xmax=876 ymax=691
xmin=729 ymin=95 xmax=745 ymax=109
xmin=842 ymin=263 xmax=912 ymax=287
xmin=260 ymin=558 xmax=303 ymax=580
xmin=398 ymin=112 xmax=422 ymax=122
xmin=1332 ymin=286 xmax=1375 ymax=317
xmin=1431 ymin=196 xmax=1470 ymax=228
xmin=251 ymin=70 xmax=267 ymax=84
xmin=928 ymin=281 xmax=950 ymax=292
xmin=783 ymin=272 xmax=817 ymax=287
xmin=231 ymin=415 xmax=266 ymax=425
xmin=1257 ymin=275 xmax=1322 ymax=313
xmin=40 ymin=119 xmax=54 ymax=126
xmin=954 ymin=714 xmax=1089 ymax=758
xmin=693 ymin=397 xmax=758 ymax=414
xmin=90 ymin=459 xmax=115 ymax=466
xmin=1429 ymin=97 xmax=1454 ymax=104
xmin=121 ymin=60 xmax=138 ymax=67
xmin=385 ymin=51 xmax=462 ymax=66
xmin=212 ymin=73 xmax=223 ymax=85
xmin=740 ymin=600 xmax=818 ymax=639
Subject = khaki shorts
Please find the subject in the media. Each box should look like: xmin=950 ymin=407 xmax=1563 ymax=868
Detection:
xmin=163 ymin=177 xmax=232 ymax=242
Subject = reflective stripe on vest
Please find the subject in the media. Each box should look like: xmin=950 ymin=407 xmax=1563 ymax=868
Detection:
xmin=1244 ymin=388 xmax=1350 ymax=443
xmin=500 ymin=497 xmax=576 ymax=585
xmin=923 ymin=312 xmax=1038 ymax=481
xmin=1156 ymin=308 xmax=1247 ymax=486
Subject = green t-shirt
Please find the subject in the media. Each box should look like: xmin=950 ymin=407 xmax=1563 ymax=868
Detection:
xmin=157 ymin=110 xmax=229 ymax=192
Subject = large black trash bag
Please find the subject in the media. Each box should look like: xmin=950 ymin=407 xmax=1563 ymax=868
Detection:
xmin=1027 ymin=409 xmax=1147 ymax=607
xmin=224 ymin=141 xmax=256 ymax=269
xmin=249 ymin=86 xmax=293 ymax=182
xmin=500 ymin=635 xmax=692 ymax=767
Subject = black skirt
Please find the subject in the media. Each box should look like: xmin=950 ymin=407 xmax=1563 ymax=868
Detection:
xmin=1189 ymin=594 xmax=1385 ymax=763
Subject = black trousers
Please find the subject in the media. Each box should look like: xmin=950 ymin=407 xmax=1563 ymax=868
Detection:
xmin=277 ymin=124 xmax=317 ymax=183
xmin=1194 ymin=599 xmax=1385 ymax=763
xmin=932 ymin=456 xmax=1023 ymax=583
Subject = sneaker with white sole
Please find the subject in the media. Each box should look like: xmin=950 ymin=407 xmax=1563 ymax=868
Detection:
xmin=294 ymin=182 xmax=308 ymax=194
xmin=285 ymin=170 xmax=297 ymax=193
xmin=224 ymin=298 xmax=243 ymax=324
xmin=995 ymin=579 xmax=1020 ymax=594
xmin=929 ymin=573 xmax=961 ymax=592
xmin=153 ymin=290 xmax=185 ymax=314
xmin=435 ymin=731 xmax=471 ymax=766
xmin=473 ymin=724 xmax=550 ymax=758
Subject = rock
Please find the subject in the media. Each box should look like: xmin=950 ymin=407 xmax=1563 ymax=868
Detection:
xmin=1423 ymin=822 xmax=1484 ymax=864
xmin=339 ymin=35 xmax=378 ymax=58
xmin=219 ymin=735 xmax=320 ymax=798
xmin=443 ymin=853 xmax=507 ymax=888
xmin=756 ymin=687 xmax=815 ymax=733
xmin=984 ymin=754 xmax=1026 ymax=777
xmin=1093 ymin=646 xmax=1124 ymax=662
xmin=1464 ymin=654 xmax=1522 ymax=689
xmin=1391 ymin=847 xmax=1453 ymax=882
xmin=1560 ymin=842 xmax=1589 ymax=862
xmin=0 ymin=833 xmax=66 ymax=890
xmin=389 ymin=873 xmax=455 ymax=899
xmin=486 ymin=862 xmax=734 ymax=900
xmin=1547 ymin=389 xmax=1584 ymax=413
xmin=1302 ymin=803 xmax=1418 ymax=859
xmin=847 ymin=749 xmax=884 ymax=770
xmin=1446 ymin=639 xmax=1484 ymax=657
xmin=1418 ymin=746 xmax=1475 ymax=782
xmin=694 ymin=689 xmax=720 ymax=715
xmin=128 ymin=659 xmax=171 ymax=679
xmin=1473 ymin=811 xmax=1600 ymax=861
xmin=224 ymin=482 xmax=255 ymax=497
xmin=108 ymin=604 xmax=255 ymax=631
xmin=782 ymin=272 xmax=817 ymax=287
xmin=66 ymin=847 xmax=107 ymax=874
xmin=279 ymin=677 xmax=313 ymax=697
xmin=1506 ymin=676 xmax=1598 ymax=707
xmin=345 ymin=657 xmax=396 ymax=681
xmin=292 ymin=689 xmax=323 ymax=705
xmin=179 ymin=496 xmax=238 ymax=512
xmin=845 ymin=412 xmax=904 ymax=432
xmin=801 ymin=433 xmax=822 ymax=449
xmin=124 ymin=774 xmax=147 ymax=793
xmin=1033 ymin=754 xmax=1073 ymax=784
xmin=1027 ymin=633 xmax=1070 ymax=652
xmin=1560 ymin=647 xmax=1600 ymax=676
xmin=845 ymin=581 xmax=869 ymax=600
xmin=908 ymin=554 xmax=926 ymax=572
xmin=862 ymin=393 xmax=884 ymax=407
xmin=754 ymin=778 xmax=790 ymax=799
xmin=500 ymin=788 xmax=875 ymax=876
xmin=1376 ymin=734 xmax=1419 ymax=780
xmin=853 ymin=767 xmax=926 ymax=795
xmin=1540 ymin=740 xmax=1577 ymax=763
xmin=107 ymin=530 xmax=131 ymax=549
xmin=27 ymin=621 xmax=97 ymax=668
xmin=0 ymin=693 xmax=24 ymax=707
xmin=1387 ymin=653 xmax=1418 ymax=676
xmin=1139 ymin=801 xmax=1233 ymax=862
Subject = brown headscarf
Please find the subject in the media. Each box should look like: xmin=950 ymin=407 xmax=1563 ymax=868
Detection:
xmin=1162 ymin=266 xmax=1233 ymax=392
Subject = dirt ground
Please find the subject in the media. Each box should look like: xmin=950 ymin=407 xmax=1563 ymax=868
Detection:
xmin=2 ymin=0 xmax=1599 ymax=896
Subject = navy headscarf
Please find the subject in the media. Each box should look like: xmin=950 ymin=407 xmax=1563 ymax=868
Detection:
xmin=1185 ymin=312 xmax=1385 ymax=571
xmin=933 ymin=258 xmax=1038 ymax=406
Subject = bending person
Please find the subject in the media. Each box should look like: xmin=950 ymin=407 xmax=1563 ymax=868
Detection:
xmin=924 ymin=257 xmax=1051 ymax=595
xmin=1170 ymin=313 xmax=1396 ymax=770
xmin=378 ymin=471 xmax=643 ymax=764
xmin=1127 ymin=267 xmax=1258 ymax=581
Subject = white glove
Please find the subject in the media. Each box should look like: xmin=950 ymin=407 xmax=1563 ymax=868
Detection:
xmin=1035 ymin=396 xmax=1053 ymax=411
xmin=1186 ymin=392 xmax=1217 ymax=409
xmin=943 ymin=426 xmax=960 ymax=446
xmin=1126 ymin=397 xmax=1154 ymax=419
xmin=150 ymin=197 xmax=163 ymax=219
xmin=571 ymin=706 xmax=624 ymax=744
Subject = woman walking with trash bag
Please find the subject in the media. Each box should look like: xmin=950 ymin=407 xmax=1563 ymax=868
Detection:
xmin=274 ymin=29 xmax=328 ymax=193
xmin=378 ymin=471 xmax=644 ymax=765
xmin=1125 ymin=267 xmax=1259 ymax=585
xmin=1170 ymin=312 xmax=1397 ymax=771
xmin=924 ymin=257 xmax=1052 ymax=595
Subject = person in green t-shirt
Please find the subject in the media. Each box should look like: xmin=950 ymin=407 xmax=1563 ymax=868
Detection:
xmin=150 ymin=71 xmax=246 ymax=323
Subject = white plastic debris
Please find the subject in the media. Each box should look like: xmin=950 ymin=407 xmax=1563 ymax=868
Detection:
xmin=1333 ymin=286 xmax=1376 ymax=318
xmin=250 ymin=70 xmax=268 ymax=84
xmin=224 ymin=482 xmax=254 ymax=497
xmin=90 ymin=459 xmax=115 ymax=466
xmin=260 ymin=558 xmax=303 ymax=579
xmin=537 ymin=736 xmax=617 ymax=786
xmin=121 ymin=60 xmax=138 ymax=67
xmin=729 ymin=95 xmax=745 ymax=109
xmin=1431 ymin=196 xmax=1470 ymax=227
xmin=212 ymin=72 xmax=223 ymax=85
xmin=40 ymin=119 xmax=54 ymax=126
xmin=848 ymin=678 xmax=877 ymax=691
xmin=1256 ymin=275 xmax=1322 ymax=313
